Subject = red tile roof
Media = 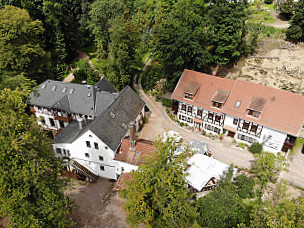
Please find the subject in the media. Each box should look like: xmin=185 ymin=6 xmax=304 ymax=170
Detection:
xmin=172 ymin=69 xmax=304 ymax=136
xmin=171 ymin=69 xmax=235 ymax=113
xmin=223 ymin=80 xmax=304 ymax=136
xmin=114 ymin=137 xmax=155 ymax=165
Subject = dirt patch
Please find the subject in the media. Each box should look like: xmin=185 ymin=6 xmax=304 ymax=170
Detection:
xmin=224 ymin=39 xmax=304 ymax=94
xmin=66 ymin=179 xmax=129 ymax=228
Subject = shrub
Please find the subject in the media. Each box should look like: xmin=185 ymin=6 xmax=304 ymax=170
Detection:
xmin=239 ymin=142 xmax=246 ymax=148
xmin=235 ymin=175 xmax=256 ymax=199
xmin=264 ymin=0 xmax=272 ymax=4
xmin=286 ymin=25 xmax=303 ymax=42
xmin=249 ymin=142 xmax=263 ymax=154
xmin=161 ymin=98 xmax=174 ymax=107
xmin=74 ymin=59 xmax=100 ymax=84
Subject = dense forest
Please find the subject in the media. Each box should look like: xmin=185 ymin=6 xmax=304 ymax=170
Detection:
xmin=0 ymin=0 xmax=254 ymax=91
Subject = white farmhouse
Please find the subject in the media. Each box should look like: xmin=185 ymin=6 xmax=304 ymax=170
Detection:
xmin=29 ymin=79 xmax=146 ymax=181
xmin=172 ymin=69 xmax=304 ymax=153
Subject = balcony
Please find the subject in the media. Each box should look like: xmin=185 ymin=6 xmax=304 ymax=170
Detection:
xmin=54 ymin=115 xmax=73 ymax=123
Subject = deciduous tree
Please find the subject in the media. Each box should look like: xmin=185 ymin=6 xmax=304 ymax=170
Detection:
xmin=0 ymin=88 xmax=74 ymax=227
xmin=122 ymin=137 xmax=196 ymax=227
xmin=0 ymin=6 xmax=52 ymax=82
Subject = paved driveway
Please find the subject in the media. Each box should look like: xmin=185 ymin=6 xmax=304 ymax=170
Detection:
xmin=135 ymin=78 xmax=304 ymax=188
xmin=134 ymin=82 xmax=254 ymax=169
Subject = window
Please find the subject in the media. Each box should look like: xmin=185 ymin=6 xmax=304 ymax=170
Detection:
xmin=208 ymin=112 xmax=214 ymax=120
xmin=59 ymin=120 xmax=65 ymax=128
xmin=215 ymin=115 xmax=221 ymax=123
xmin=56 ymin=148 xmax=62 ymax=154
xmin=86 ymin=141 xmax=91 ymax=148
xmin=233 ymin=118 xmax=238 ymax=125
xmin=100 ymin=166 xmax=105 ymax=171
xmin=136 ymin=151 xmax=141 ymax=155
xmin=187 ymin=106 xmax=192 ymax=113
xmin=85 ymin=153 xmax=90 ymax=158
xmin=197 ymin=109 xmax=202 ymax=117
xmin=212 ymin=101 xmax=222 ymax=109
xmin=242 ymin=122 xmax=249 ymax=130
xmin=99 ymin=156 xmax=104 ymax=161
xmin=49 ymin=118 xmax=55 ymax=127
xmin=94 ymin=142 xmax=99 ymax=150
xmin=63 ymin=149 xmax=66 ymax=155
xmin=250 ymin=124 xmax=257 ymax=133
xmin=248 ymin=109 xmax=260 ymax=118
xmin=67 ymin=150 xmax=70 ymax=156
xmin=181 ymin=104 xmax=186 ymax=111
xmin=184 ymin=93 xmax=193 ymax=100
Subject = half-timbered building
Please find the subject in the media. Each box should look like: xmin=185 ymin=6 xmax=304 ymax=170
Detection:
xmin=172 ymin=69 xmax=304 ymax=153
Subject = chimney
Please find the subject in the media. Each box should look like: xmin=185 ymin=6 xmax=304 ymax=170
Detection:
xmin=129 ymin=122 xmax=136 ymax=151
xmin=76 ymin=115 xmax=84 ymax=129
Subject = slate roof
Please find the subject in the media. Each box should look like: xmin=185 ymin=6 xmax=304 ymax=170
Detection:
xmin=54 ymin=86 xmax=145 ymax=152
xmin=29 ymin=77 xmax=117 ymax=116
xmin=88 ymin=86 xmax=145 ymax=151
xmin=94 ymin=77 xmax=117 ymax=93
xmin=172 ymin=69 xmax=304 ymax=136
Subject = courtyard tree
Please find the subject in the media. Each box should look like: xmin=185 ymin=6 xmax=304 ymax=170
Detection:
xmin=251 ymin=151 xmax=287 ymax=205
xmin=122 ymin=136 xmax=196 ymax=227
xmin=0 ymin=88 xmax=74 ymax=227
xmin=195 ymin=167 xmax=249 ymax=228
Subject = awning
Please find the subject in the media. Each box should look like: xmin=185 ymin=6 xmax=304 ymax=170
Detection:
xmin=194 ymin=117 xmax=203 ymax=124
xmin=223 ymin=125 xmax=237 ymax=133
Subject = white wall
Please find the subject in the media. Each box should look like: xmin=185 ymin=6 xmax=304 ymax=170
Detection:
xmin=113 ymin=160 xmax=138 ymax=175
xmin=259 ymin=127 xmax=287 ymax=154
xmin=53 ymin=130 xmax=118 ymax=179
xmin=224 ymin=114 xmax=238 ymax=130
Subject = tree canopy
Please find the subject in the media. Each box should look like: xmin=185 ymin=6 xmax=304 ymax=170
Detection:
xmin=286 ymin=0 xmax=304 ymax=42
xmin=0 ymin=87 xmax=74 ymax=227
xmin=122 ymin=137 xmax=196 ymax=227
xmin=0 ymin=6 xmax=52 ymax=83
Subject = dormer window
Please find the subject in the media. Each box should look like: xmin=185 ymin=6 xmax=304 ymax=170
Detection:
xmin=247 ymin=109 xmax=260 ymax=118
xmin=184 ymin=93 xmax=193 ymax=100
xmin=212 ymin=101 xmax=222 ymax=109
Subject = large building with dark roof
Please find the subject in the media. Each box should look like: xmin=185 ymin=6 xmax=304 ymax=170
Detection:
xmin=172 ymin=69 xmax=304 ymax=153
xmin=29 ymin=78 xmax=146 ymax=180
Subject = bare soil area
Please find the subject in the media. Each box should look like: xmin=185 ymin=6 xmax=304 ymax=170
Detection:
xmin=66 ymin=179 xmax=129 ymax=228
xmin=224 ymin=39 xmax=304 ymax=94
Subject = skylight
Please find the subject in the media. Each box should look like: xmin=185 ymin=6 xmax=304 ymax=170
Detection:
xmin=62 ymin=87 xmax=67 ymax=92
xmin=69 ymin=88 xmax=74 ymax=94
xmin=41 ymin=84 xmax=46 ymax=89
xmin=110 ymin=112 xmax=115 ymax=119
xmin=52 ymin=85 xmax=57 ymax=91
xmin=87 ymin=93 xmax=91 ymax=97
xmin=235 ymin=101 xmax=241 ymax=108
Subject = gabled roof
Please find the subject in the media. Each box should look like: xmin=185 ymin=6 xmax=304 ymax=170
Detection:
xmin=94 ymin=77 xmax=117 ymax=93
xmin=171 ymin=69 xmax=235 ymax=113
xmin=29 ymin=77 xmax=118 ymax=116
xmin=172 ymin=69 xmax=304 ymax=136
xmin=51 ymin=95 xmax=71 ymax=113
xmin=223 ymin=80 xmax=304 ymax=136
xmin=54 ymin=86 xmax=145 ymax=151
xmin=89 ymin=86 xmax=145 ymax=151
xmin=115 ymin=137 xmax=155 ymax=165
